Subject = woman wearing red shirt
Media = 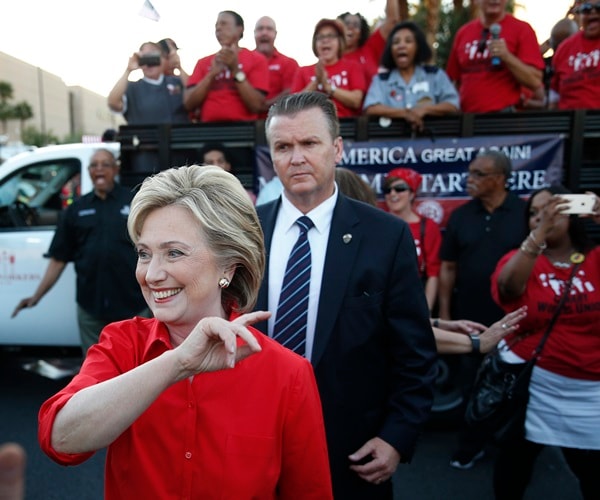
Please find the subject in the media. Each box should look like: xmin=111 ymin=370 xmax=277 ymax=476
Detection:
xmin=382 ymin=168 xmax=442 ymax=312
xmin=38 ymin=166 xmax=332 ymax=500
xmin=491 ymin=185 xmax=600 ymax=500
xmin=292 ymin=19 xmax=367 ymax=118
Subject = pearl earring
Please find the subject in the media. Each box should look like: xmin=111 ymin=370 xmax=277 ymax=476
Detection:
xmin=218 ymin=277 xmax=230 ymax=289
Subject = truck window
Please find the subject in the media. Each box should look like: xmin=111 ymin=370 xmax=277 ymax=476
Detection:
xmin=0 ymin=159 xmax=81 ymax=228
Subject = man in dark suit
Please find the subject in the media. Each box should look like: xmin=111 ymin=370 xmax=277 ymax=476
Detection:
xmin=255 ymin=91 xmax=437 ymax=499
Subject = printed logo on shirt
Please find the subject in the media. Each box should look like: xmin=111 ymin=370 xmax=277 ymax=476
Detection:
xmin=167 ymin=83 xmax=181 ymax=95
xmin=568 ymin=49 xmax=600 ymax=73
xmin=120 ymin=205 xmax=130 ymax=216
xmin=465 ymin=38 xmax=490 ymax=61
xmin=539 ymin=269 xmax=595 ymax=297
xmin=414 ymin=238 xmax=422 ymax=258
xmin=78 ymin=209 xmax=96 ymax=217
xmin=330 ymin=70 xmax=349 ymax=88
xmin=538 ymin=268 xmax=600 ymax=315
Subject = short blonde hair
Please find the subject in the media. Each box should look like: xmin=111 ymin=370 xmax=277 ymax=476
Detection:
xmin=128 ymin=165 xmax=264 ymax=314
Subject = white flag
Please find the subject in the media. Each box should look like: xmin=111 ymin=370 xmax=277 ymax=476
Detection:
xmin=139 ymin=0 xmax=160 ymax=21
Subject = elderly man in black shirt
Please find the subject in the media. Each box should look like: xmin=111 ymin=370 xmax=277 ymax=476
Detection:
xmin=12 ymin=149 xmax=148 ymax=354
xmin=439 ymin=150 xmax=527 ymax=469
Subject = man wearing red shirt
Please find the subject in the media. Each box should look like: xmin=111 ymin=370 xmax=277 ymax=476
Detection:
xmin=446 ymin=0 xmax=544 ymax=113
xmin=253 ymin=16 xmax=299 ymax=118
xmin=184 ymin=10 xmax=269 ymax=122
xmin=551 ymin=1 xmax=600 ymax=109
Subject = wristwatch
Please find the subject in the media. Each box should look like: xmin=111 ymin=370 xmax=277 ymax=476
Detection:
xmin=469 ymin=333 xmax=481 ymax=354
xmin=234 ymin=71 xmax=246 ymax=83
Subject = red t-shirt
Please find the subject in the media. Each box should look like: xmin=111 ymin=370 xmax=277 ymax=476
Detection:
xmin=256 ymin=48 xmax=299 ymax=102
xmin=255 ymin=48 xmax=299 ymax=118
xmin=38 ymin=315 xmax=333 ymax=499
xmin=446 ymin=14 xmax=544 ymax=113
xmin=409 ymin=216 xmax=442 ymax=279
xmin=551 ymin=31 xmax=600 ymax=110
xmin=187 ymin=48 xmax=269 ymax=122
xmin=343 ymin=28 xmax=386 ymax=83
xmin=491 ymin=248 xmax=600 ymax=381
xmin=291 ymin=58 xmax=367 ymax=117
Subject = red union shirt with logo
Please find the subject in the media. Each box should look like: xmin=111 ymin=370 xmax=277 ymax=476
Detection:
xmin=187 ymin=48 xmax=269 ymax=122
xmin=291 ymin=58 xmax=367 ymax=117
xmin=491 ymin=247 xmax=600 ymax=380
xmin=446 ymin=14 xmax=544 ymax=113
xmin=551 ymin=30 xmax=600 ymax=110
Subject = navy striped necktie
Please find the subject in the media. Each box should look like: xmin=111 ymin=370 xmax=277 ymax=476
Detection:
xmin=272 ymin=216 xmax=314 ymax=356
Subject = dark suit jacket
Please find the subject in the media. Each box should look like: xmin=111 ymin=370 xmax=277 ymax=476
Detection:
xmin=256 ymin=194 xmax=437 ymax=499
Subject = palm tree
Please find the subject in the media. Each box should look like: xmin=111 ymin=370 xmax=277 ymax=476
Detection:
xmin=0 ymin=81 xmax=15 ymax=134
xmin=424 ymin=0 xmax=441 ymax=53
xmin=399 ymin=0 xmax=410 ymax=20
xmin=12 ymin=101 xmax=34 ymax=139
xmin=0 ymin=81 xmax=13 ymax=104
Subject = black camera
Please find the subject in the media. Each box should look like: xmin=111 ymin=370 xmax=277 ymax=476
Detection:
xmin=138 ymin=54 xmax=162 ymax=67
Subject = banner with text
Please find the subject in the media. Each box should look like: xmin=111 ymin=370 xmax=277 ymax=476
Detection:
xmin=255 ymin=134 xmax=564 ymax=227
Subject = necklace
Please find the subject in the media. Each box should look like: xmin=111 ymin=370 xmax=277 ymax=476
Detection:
xmin=547 ymin=251 xmax=585 ymax=268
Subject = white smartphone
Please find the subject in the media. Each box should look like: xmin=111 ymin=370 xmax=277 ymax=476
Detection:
xmin=558 ymin=194 xmax=596 ymax=215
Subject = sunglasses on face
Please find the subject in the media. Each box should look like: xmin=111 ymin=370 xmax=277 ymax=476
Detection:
xmin=383 ymin=185 xmax=410 ymax=195
xmin=579 ymin=3 xmax=600 ymax=14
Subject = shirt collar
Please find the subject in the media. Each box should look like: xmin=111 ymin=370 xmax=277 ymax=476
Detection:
xmin=279 ymin=183 xmax=338 ymax=235
xmin=143 ymin=74 xmax=165 ymax=86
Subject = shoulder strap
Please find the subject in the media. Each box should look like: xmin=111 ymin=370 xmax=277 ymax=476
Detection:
xmin=532 ymin=260 xmax=581 ymax=360
xmin=419 ymin=217 xmax=426 ymax=278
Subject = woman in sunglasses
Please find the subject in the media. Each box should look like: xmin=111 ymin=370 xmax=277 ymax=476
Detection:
xmin=550 ymin=1 xmax=600 ymax=109
xmin=382 ymin=168 xmax=441 ymax=312
xmin=363 ymin=21 xmax=459 ymax=132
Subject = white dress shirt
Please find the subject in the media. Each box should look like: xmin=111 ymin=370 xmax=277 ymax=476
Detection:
xmin=267 ymin=185 xmax=338 ymax=361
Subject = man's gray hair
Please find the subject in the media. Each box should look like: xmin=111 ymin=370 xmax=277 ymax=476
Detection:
xmin=476 ymin=150 xmax=512 ymax=179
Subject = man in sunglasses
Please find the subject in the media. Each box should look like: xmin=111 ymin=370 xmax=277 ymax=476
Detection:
xmin=446 ymin=0 xmax=544 ymax=113
xmin=550 ymin=1 xmax=600 ymax=109
xmin=439 ymin=150 xmax=527 ymax=469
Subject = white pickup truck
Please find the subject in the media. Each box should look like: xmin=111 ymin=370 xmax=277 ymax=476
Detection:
xmin=0 ymin=142 xmax=120 ymax=348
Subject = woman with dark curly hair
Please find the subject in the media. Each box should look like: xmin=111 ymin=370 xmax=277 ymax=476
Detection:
xmin=491 ymin=185 xmax=600 ymax=500
xmin=363 ymin=21 xmax=459 ymax=131
xmin=338 ymin=0 xmax=400 ymax=81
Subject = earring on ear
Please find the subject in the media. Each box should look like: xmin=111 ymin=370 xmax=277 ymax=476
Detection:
xmin=218 ymin=277 xmax=230 ymax=289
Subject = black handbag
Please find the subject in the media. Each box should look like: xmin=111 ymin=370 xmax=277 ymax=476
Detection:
xmin=464 ymin=261 xmax=581 ymax=444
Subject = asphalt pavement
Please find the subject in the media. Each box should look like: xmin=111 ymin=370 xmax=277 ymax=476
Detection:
xmin=0 ymin=351 xmax=583 ymax=499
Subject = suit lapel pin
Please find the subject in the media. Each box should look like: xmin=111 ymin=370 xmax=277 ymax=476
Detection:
xmin=343 ymin=233 xmax=352 ymax=244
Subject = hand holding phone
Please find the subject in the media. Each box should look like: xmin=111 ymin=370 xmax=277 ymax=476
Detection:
xmin=558 ymin=194 xmax=596 ymax=215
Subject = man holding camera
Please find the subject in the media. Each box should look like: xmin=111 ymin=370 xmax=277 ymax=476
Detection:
xmin=107 ymin=41 xmax=189 ymax=125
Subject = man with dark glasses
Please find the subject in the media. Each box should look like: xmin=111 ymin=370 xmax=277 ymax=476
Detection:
xmin=439 ymin=151 xmax=527 ymax=470
xmin=550 ymin=1 xmax=600 ymax=109
xmin=446 ymin=0 xmax=544 ymax=113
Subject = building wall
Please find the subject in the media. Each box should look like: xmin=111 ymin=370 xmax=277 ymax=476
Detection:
xmin=0 ymin=51 xmax=123 ymax=143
